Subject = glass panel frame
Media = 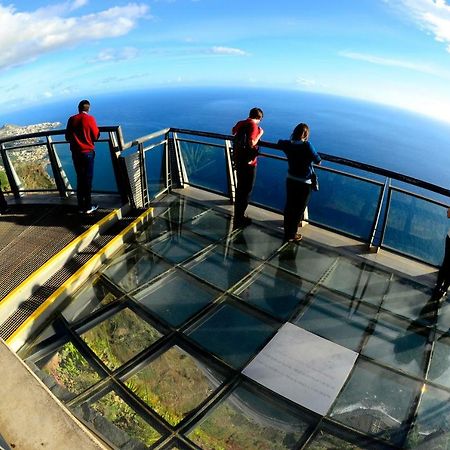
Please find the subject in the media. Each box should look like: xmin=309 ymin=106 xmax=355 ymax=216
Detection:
xmin=178 ymin=139 xmax=228 ymax=195
xmin=144 ymin=141 xmax=167 ymax=200
xmin=382 ymin=188 xmax=448 ymax=266
xmin=308 ymin=166 xmax=384 ymax=240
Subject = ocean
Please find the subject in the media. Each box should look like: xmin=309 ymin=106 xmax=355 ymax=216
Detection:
xmin=1 ymin=87 xmax=450 ymax=189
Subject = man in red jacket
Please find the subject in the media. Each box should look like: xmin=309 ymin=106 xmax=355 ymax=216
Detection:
xmin=231 ymin=107 xmax=264 ymax=228
xmin=65 ymin=99 xmax=100 ymax=214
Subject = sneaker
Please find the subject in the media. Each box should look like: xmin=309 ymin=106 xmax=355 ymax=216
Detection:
xmin=85 ymin=205 xmax=99 ymax=214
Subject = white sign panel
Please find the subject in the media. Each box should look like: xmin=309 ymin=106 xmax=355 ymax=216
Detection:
xmin=243 ymin=323 xmax=358 ymax=415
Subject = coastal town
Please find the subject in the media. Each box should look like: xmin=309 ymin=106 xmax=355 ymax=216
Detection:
xmin=0 ymin=122 xmax=61 ymax=163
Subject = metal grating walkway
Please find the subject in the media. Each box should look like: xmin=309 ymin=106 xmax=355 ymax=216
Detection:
xmin=0 ymin=204 xmax=141 ymax=340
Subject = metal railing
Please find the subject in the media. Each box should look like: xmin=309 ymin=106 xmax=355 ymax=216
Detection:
xmin=1 ymin=126 xmax=449 ymax=266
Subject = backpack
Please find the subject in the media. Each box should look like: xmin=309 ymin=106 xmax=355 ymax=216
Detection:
xmin=232 ymin=124 xmax=258 ymax=165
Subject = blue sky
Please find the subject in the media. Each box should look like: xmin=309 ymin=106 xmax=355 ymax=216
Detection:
xmin=1 ymin=0 xmax=450 ymax=123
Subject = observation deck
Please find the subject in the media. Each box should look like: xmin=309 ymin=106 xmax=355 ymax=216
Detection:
xmin=0 ymin=126 xmax=448 ymax=450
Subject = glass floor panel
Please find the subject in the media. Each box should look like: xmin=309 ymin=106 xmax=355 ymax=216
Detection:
xmin=362 ymin=312 xmax=429 ymax=377
xmin=102 ymin=245 xmax=172 ymax=292
xmin=145 ymin=230 xmax=213 ymax=265
xmin=228 ymin=226 xmax=283 ymax=260
xmin=35 ymin=340 xmax=103 ymax=402
xmin=184 ymin=209 xmax=232 ymax=242
xmin=80 ymin=308 xmax=163 ymax=371
xmin=294 ymin=287 xmax=377 ymax=352
xmin=73 ymin=388 xmax=162 ymax=448
xmin=20 ymin=194 xmax=447 ymax=449
xmin=160 ymin=197 xmax=210 ymax=224
xmin=234 ymin=265 xmax=313 ymax=321
xmin=406 ymin=383 xmax=450 ymax=449
xmin=269 ymin=242 xmax=337 ymax=283
xmin=330 ymin=358 xmax=422 ymax=446
xmin=187 ymin=381 xmax=315 ymax=449
xmin=124 ymin=345 xmax=225 ymax=426
xmin=381 ymin=277 xmax=432 ymax=321
xmin=428 ymin=330 xmax=450 ymax=389
xmin=183 ymin=245 xmax=261 ymax=291
xmin=132 ymin=269 xmax=221 ymax=327
xmin=320 ymin=258 xmax=390 ymax=307
xmin=188 ymin=302 xmax=277 ymax=368
xmin=61 ymin=280 xmax=117 ymax=324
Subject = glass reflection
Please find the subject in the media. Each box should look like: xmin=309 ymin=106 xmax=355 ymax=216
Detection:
xmin=296 ymin=288 xmax=376 ymax=351
xmin=184 ymin=244 xmax=259 ymax=291
xmin=236 ymin=253 xmax=311 ymax=320
xmin=147 ymin=230 xmax=211 ymax=264
xmin=407 ymin=384 xmax=450 ymax=449
xmin=381 ymin=277 xmax=432 ymax=321
xmin=102 ymin=246 xmax=171 ymax=292
xmin=188 ymin=303 xmax=276 ymax=368
xmin=271 ymin=242 xmax=337 ymax=283
xmin=133 ymin=270 xmax=219 ymax=327
xmin=184 ymin=209 xmax=232 ymax=242
xmin=330 ymin=359 xmax=421 ymax=445
xmin=125 ymin=346 xmax=224 ymax=426
xmin=230 ymin=226 xmax=282 ymax=260
xmin=62 ymin=280 xmax=117 ymax=324
xmin=321 ymin=258 xmax=389 ymax=307
xmin=188 ymin=382 xmax=312 ymax=450
xmin=80 ymin=308 xmax=162 ymax=370
xmin=75 ymin=390 xmax=161 ymax=448
xmin=362 ymin=312 xmax=429 ymax=377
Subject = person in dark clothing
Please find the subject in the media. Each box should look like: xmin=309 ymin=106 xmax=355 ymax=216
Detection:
xmin=278 ymin=123 xmax=321 ymax=243
xmin=65 ymin=99 xmax=100 ymax=214
xmin=231 ymin=107 xmax=264 ymax=228
xmin=433 ymin=207 xmax=450 ymax=299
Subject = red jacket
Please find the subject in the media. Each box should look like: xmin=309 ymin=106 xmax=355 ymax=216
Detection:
xmin=65 ymin=112 xmax=100 ymax=153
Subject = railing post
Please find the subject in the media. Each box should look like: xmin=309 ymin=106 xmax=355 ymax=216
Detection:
xmin=107 ymin=128 xmax=128 ymax=205
xmin=376 ymin=179 xmax=393 ymax=250
xmin=46 ymin=136 xmax=72 ymax=197
xmin=0 ymin=143 xmax=22 ymax=199
xmin=139 ymin=142 xmax=149 ymax=207
xmin=368 ymin=178 xmax=390 ymax=251
xmin=225 ymin=139 xmax=236 ymax=202
xmin=172 ymin=132 xmax=188 ymax=187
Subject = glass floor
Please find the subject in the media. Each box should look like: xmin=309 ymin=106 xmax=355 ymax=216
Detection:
xmin=19 ymin=195 xmax=450 ymax=450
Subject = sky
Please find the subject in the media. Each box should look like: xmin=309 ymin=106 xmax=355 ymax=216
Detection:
xmin=1 ymin=0 xmax=450 ymax=123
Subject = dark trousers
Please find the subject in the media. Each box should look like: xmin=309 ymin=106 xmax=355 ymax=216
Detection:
xmin=283 ymin=178 xmax=312 ymax=241
xmin=72 ymin=151 xmax=95 ymax=211
xmin=234 ymin=162 xmax=256 ymax=221
xmin=436 ymin=235 xmax=450 ymax=292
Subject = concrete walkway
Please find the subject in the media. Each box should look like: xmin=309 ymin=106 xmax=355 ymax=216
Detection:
xmin=0 ymin=340 xmax=109 ymax=450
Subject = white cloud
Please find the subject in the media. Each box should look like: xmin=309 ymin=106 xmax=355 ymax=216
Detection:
xmin=0 ymin=2 xmax=149 ymax=70
xmin=339 ymin=50 xmax=440 ymax=75
xmin=390 ymin=0 xmax=450 ymax=52
xmin=295 ymin=77 xmax=317 ymax=88
xmin=91 ymin=47 xmax=139 ymax=63
xmin=210 ymin=46 xmax=249 ymax=56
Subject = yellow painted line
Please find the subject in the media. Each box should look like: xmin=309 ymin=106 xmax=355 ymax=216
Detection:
xmin=0 ymin=208 xmax=122 ymax=318
xmin=7 ymin=207 xmax=154 ymax=348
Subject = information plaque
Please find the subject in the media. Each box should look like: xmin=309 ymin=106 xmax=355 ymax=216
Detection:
xmin=243 ymin=323 xmax=358 ymax=415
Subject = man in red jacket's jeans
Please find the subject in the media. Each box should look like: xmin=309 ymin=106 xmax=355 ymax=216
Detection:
xmin=65 ymin=100 xmax=100 ymax=214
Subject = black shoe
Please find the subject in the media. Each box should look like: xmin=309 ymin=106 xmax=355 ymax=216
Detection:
xmin=233 ymin=216 xmax=252 ymax=229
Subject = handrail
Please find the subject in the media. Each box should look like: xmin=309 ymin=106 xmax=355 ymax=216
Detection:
xmin=0 ymin=126 xmax=121 ymax=145
xmin=2 ymin=125 xmax=449 ymax=202
xmin=169 ymin=127 xmax=450 ymax=199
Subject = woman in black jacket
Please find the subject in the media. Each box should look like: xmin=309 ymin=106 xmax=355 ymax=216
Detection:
xmin=278 ymin=123 xmax=321 ymax=243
